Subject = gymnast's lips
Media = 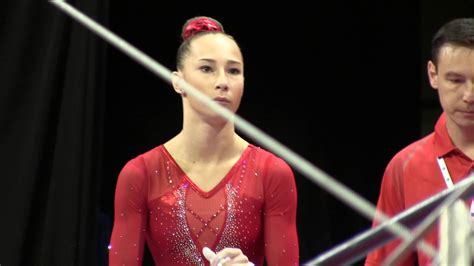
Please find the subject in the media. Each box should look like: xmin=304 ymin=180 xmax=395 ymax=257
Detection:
xmin=213 ymin=97 xmax=230 ymax=104
xmin=459 ymin=111 xmax=474 ymax=118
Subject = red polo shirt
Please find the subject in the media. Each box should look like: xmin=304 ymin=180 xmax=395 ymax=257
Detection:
xmin=365 ymin=113 xmax=474 ymax=266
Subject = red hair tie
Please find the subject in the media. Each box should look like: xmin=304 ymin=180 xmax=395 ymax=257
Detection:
xmin=182 ymin=17 xmax=223 ymax=41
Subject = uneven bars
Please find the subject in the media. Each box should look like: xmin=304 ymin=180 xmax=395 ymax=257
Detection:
xmin=49 ymin=0 xmax=436 ymax=258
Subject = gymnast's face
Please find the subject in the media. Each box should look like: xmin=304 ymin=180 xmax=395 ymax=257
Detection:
xmin=175 ymin=34 xmax=244 ymax=117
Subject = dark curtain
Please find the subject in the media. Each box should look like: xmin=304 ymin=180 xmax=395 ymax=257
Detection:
xmin=0 ymin=0 xmax=107 ymax=265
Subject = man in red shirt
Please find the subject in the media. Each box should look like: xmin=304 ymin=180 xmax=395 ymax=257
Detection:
xmin=365 ymin=18 xmax=474 ymax=266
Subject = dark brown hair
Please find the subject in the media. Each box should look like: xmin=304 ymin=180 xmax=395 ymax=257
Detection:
xmin=431 ymin=18 xmax=474 ymax=66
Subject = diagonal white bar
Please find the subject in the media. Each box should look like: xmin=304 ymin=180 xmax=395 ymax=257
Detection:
xmin=383 ymin=174 xmax=474 ymax=265
xmin=308 ymin=176 xmax=474 ymax=265
xmin=49 ymin=0 xmax=436 ymax=259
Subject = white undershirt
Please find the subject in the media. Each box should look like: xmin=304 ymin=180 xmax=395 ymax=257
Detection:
xmin=436 ymin=156 xmax=474 ymax=217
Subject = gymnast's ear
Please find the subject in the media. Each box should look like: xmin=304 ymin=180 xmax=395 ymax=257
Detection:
xmin=171 ymin=71 xmax=186 ymax=97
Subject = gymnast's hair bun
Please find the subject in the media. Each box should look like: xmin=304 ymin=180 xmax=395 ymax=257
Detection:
xmin=181 ymin=16 xmax=224 ymax=41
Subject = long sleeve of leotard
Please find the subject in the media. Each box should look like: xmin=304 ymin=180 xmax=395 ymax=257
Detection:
xmin=262 ymin=156 xmax=299 ymax=265
xmin=109 ymin=159 xmax=148 ymax=266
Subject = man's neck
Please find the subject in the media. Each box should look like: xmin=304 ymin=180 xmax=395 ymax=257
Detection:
xmin=446 ymin=119 xmax=474 ymax=159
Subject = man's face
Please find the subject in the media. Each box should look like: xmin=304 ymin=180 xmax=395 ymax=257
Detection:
xmin=428 ymin=44 xmax=474 ymax=129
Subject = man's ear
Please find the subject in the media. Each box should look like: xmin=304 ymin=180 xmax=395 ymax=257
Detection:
xmin=171 ymin=71 xmax=186 ymax=96
xmin=427 ymin=61 xmax=439 ymax=91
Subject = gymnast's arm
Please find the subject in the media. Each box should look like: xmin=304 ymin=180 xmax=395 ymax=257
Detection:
xmin=263 ymin=156 xmax=299 ymax=265
xmin=109 ymin=160 xmax=148 ymax=266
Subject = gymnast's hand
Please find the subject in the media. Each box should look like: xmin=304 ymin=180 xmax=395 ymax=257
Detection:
xmin=203 ymin=247 xmax=254 ymax=266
